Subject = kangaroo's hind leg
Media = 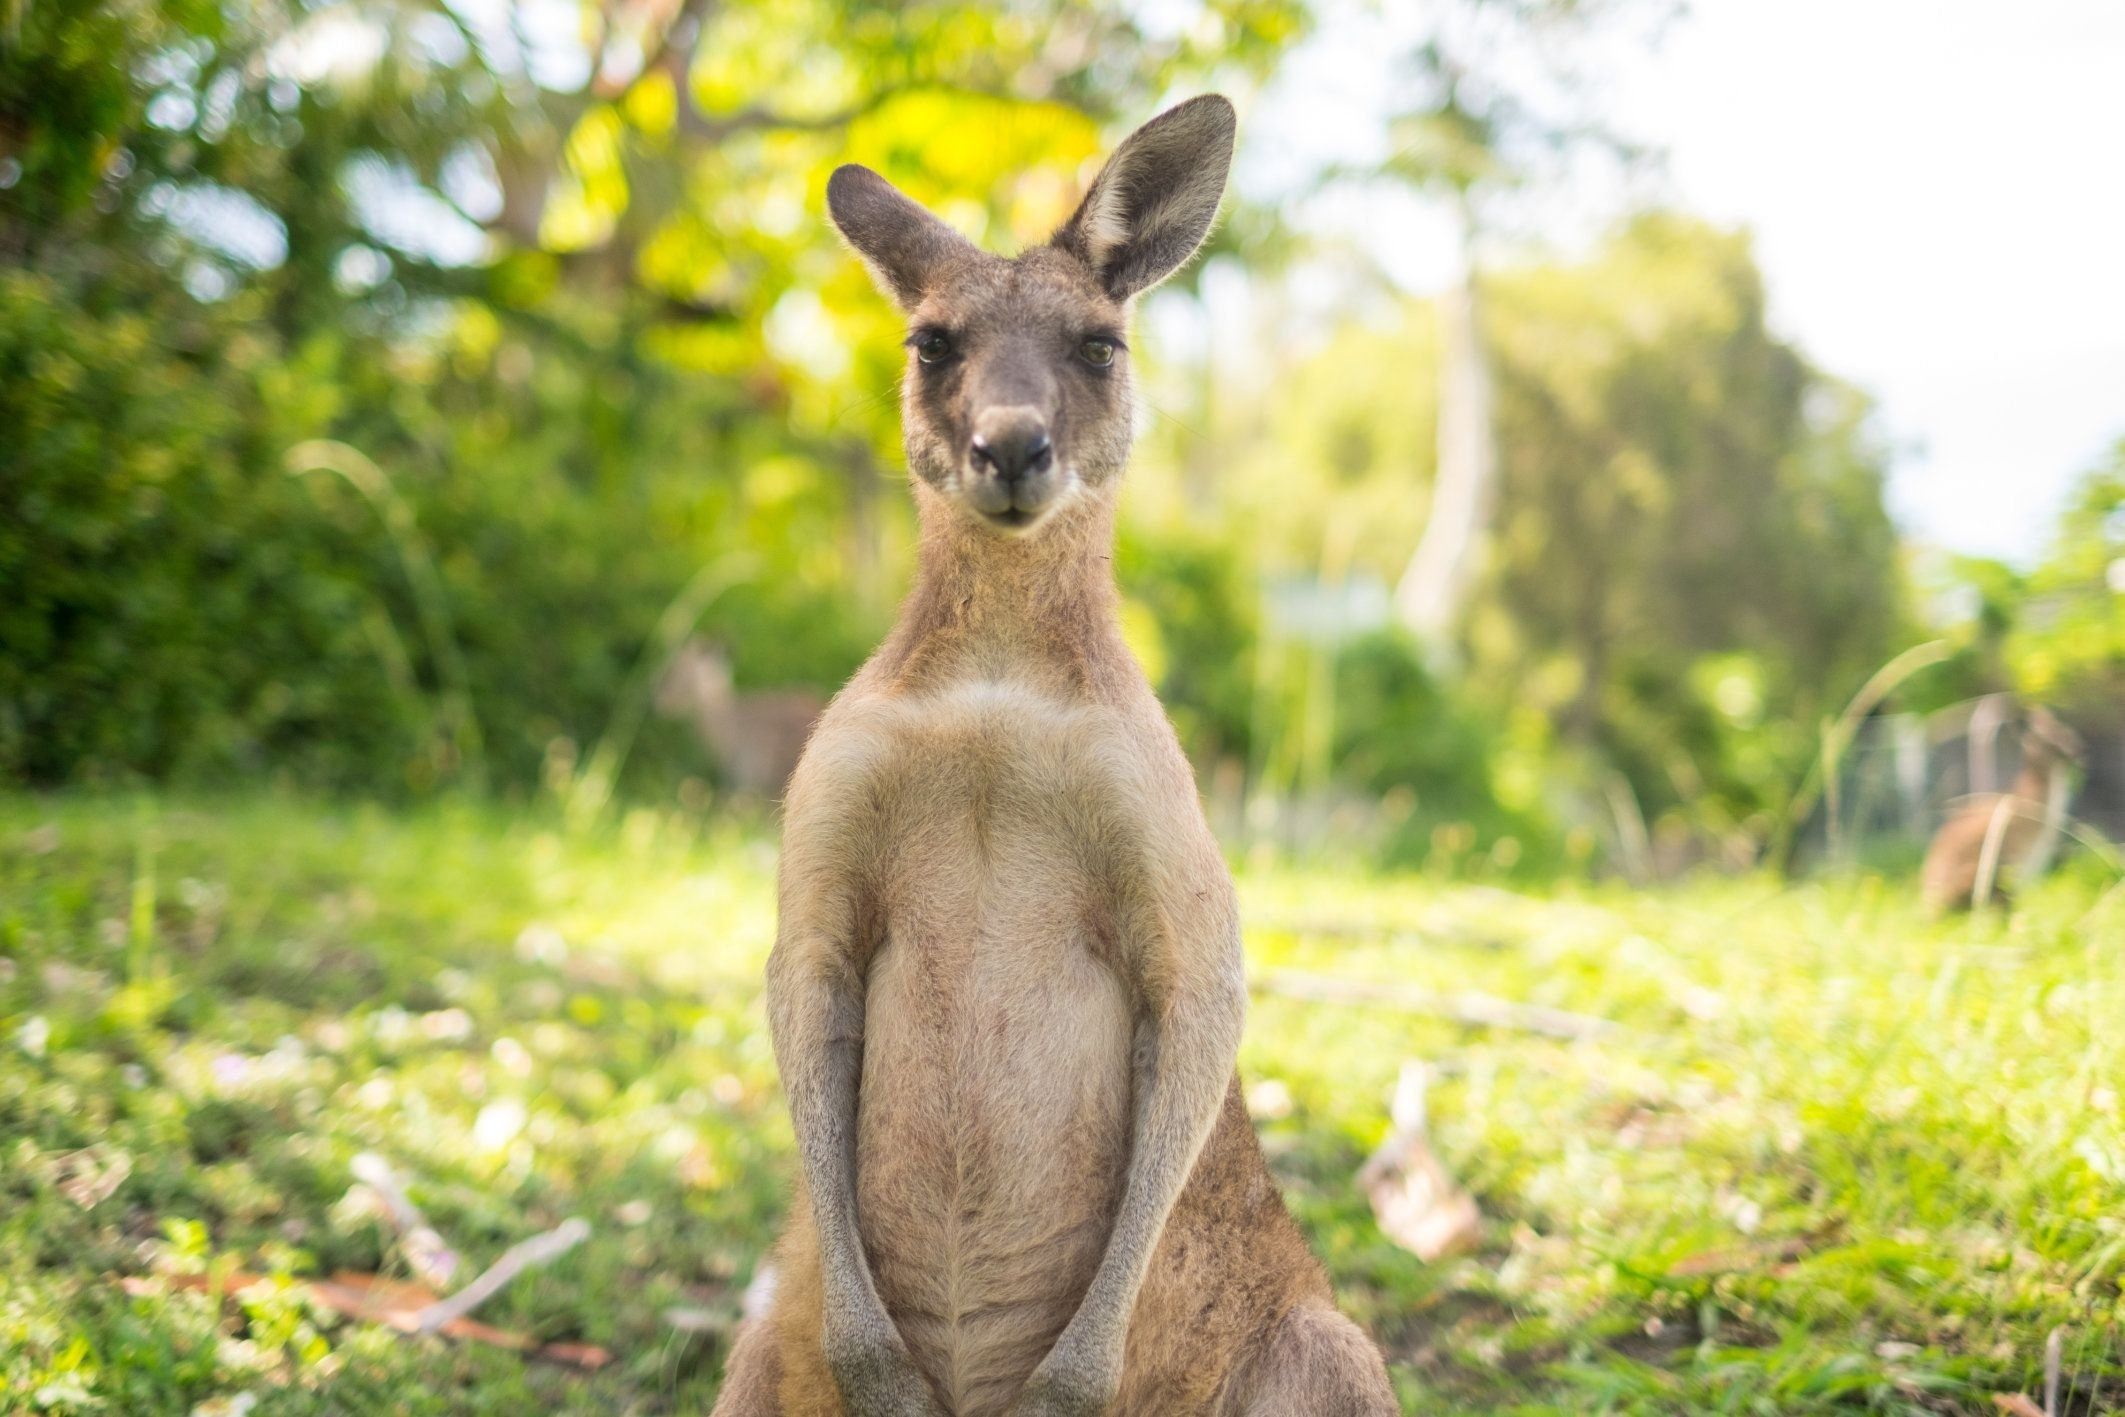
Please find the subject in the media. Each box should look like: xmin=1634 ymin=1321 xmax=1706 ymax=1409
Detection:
xmin=1224 ymin=1302 xmax=1398 ymax=1416
xmin=709 ymin=1312 xmax=784 ymax=1416
xmin=711 ymin=1230 xmax=848 ymax=1417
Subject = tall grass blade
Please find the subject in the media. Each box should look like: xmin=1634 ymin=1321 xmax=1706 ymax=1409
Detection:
xmin=1773 ymin=639 xmax=1951 ymax=870
xmin=286 ymin=440 xmax=486 ymax=792
xmin=564 ymin=555 xmax=758 ymax=829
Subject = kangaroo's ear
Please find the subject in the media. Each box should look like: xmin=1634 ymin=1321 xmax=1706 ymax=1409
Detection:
xmin=826 ymin=165 xmax=976 ymax=309
xmin=1053 ymin=95 xmax=1236 ymax=301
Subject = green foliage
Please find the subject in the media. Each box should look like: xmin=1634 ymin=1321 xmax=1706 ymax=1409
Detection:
xmin=0 ymin=268 xmax=419 ymax=786
xmin=1227 ymin=315 xmax=1441 ymax=577
xmin=0 ymin=0 xmax=1299 ymax=797
xmin=1186 ymin=216 xmax=1909 ymax=855
xmin=1476 ymin=215 xmax=1908 ymax=831
xmin=4 ymin=795 xmax=2118 ymax=1412
xmin=1898 ymin=442 xmax=2125 ymax=730
xmin=1330 ymin=630 xmax=1563 ymax=873
xmin=2008 ymin=441 xmax=2125 ymax=725
xmin=0 ymin=257 xmax=860 ymax=794
xmin=1116 ymin=521 xmax=1260 ymax=765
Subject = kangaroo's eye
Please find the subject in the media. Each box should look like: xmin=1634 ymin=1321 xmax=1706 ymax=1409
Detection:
xmin=912 ymin=330 xmax=954 ymax=364
xmin=1078 ymin=337 xmax=1117 ymax=368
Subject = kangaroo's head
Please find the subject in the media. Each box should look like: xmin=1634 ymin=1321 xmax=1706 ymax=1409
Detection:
xmin=827 ymin=95 xmax=1235 ymax=535
xmin=2022 ymin=706 xmax=2086 ymax=771
xmin=654 ymin=640 xmax=735 ymax=717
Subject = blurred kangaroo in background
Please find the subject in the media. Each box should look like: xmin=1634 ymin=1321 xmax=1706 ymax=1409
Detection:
xmin=1921 ymin=704 xmax=2085 ymax=913
xmin=656 ymin=641 xmax=824 ymax=797
xmin=710 ymin=97 xmax=1397 ymax=1417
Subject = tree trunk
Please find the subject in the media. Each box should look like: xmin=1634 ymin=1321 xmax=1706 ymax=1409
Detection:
xmin=1394 ymin=205 xmax=1496 ymax=658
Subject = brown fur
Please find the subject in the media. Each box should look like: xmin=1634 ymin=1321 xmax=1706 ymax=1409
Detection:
xmin=1920 ymin=707 xmax=2084 ymax=914
xmin=712 ymin=97 xmax=1394 ymax=1417
xmin=656 ymin=641 xmax=825 ymax=797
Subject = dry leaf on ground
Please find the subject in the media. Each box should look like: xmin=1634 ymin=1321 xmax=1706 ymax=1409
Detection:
xmin=1358 ymin=1061 xmax=1481 ymax=1262
xmin=119 ymin=1270 xmax=612 ymax=1370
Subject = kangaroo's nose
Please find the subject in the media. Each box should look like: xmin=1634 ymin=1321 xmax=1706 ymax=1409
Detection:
xmin=970 ymin=412 xmax=1053 ymax=486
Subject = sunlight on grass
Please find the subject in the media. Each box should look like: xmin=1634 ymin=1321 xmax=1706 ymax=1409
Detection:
xmin=1 ymin=796 xmax=2119 ymax=1414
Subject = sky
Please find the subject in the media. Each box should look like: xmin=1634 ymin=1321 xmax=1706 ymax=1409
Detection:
xmin=1246 ymin=0 xmax=2125 ymax=566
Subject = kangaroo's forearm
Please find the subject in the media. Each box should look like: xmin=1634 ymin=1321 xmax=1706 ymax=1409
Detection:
xmin=767 ymin=926 xmax=947 ymax=1415
xmin=766 ymin=947 xmax=880 ymax=1310
xmin=1060 ymin=970 xmax=1243 ymax=1356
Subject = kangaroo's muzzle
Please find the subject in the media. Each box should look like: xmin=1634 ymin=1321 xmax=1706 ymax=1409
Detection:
xmin=965 ymin=406 xmax=1061 ymax=528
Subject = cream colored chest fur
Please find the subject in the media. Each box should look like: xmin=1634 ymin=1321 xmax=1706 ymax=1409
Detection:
xmin=793 ymin=679 xmax=1157 ymax=1414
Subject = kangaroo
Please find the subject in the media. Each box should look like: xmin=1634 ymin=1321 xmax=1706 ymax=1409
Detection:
xmin=1920 ymin=705 xmax=2084 ymax=913
xmin=710 ymin=97 xmax=1397 ymax=1417
xmin=656 ymin=640 xmax=825 ymax=797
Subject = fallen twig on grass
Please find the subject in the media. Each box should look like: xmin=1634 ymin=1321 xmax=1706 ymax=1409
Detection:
xmin=662 ymin=1304 xmax=729 ymax=1335
xmin=1665 ymin=1222 xmax=1842 ymax=1279
xmin=1985 ymin=1328 xmax=2066 ymax=1417
xmin=1357 ymin=1061 xmax=1481 ymax=1261
xmin=1251 ymin=888 xmax=1558 ymax=952
xmin=349 ymin=1152 xmax=459 ymax=1289
xmin=124 ymin=1154 xmax=606 ymax=1371
xmin=120 ymin=1269 xmax=612 ymax=1370
xmin=663 ymin=1260 xmax=780 ymax=1338
xmin=54 ymin=1146 xmax=132 ymax=1210
xmin=414 ymin=1217 xmax=590 ymax=1334
xmin=742 ymin=1260 xmax=780 ymax=1324
xmin=1252 ymin=970 xmax=1618 ymax=1041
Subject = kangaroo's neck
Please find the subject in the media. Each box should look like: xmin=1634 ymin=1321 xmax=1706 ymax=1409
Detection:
xmin=876 ymin=482 xmax=1132 ymax=696
xmin=2010 ymin=755 xmax=2055 ymax=803
xmin=693 ymin=691 xmax=741 ymax=748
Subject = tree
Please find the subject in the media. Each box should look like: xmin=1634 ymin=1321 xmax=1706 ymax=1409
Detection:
xmin=1364 ymin=0 xmax=1670 ymax=657
xmin=2004 ymin=440 xmax=2125 ymax=727
xmin=0 ymin=0 xmax=1306 ymax=790
xmin=1476 ymin=215 xmax=1905 ymax=828
xmin=1211 ymin=216 xmax=1907 ymax=841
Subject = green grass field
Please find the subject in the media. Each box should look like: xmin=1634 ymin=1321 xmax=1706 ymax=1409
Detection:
xmin=2 ymin=795 xmax=2119 ymax=1414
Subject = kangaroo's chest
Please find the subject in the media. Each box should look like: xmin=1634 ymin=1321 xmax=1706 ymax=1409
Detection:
xmin=835 ymin=680 xmax=1144 ymax=1413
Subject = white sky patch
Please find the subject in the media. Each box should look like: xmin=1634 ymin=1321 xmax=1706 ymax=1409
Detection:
xmin=344 ymin=155 xmax=491 ymax=267
xmin=167 ymin=184 xmax=288 ymax=270
xmin=514 ymin=0 xmax=593 ymax=92
xmin=440 ymin=0 xmax=589 ymax=88
xmin=269 ymin=9 xmax=390 ymax=87
xmin=1246 ymin=0 xmax=2125 ymax=564
xmin=765 ymin=288 xmax=852 ymax=384
xmin=1618 ymin=0 xmax=2125 ymax=564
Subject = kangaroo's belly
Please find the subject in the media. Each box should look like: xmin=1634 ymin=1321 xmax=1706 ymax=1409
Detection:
xmin=823 ymin=678 xmax=1145 ymax=1413
xmin=855 ymin=886 xmax=1133 ymax=1415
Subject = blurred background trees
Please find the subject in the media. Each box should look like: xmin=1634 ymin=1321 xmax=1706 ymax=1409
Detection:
xmin=4 ymin=0 xmax=2120 ymax=877
xmin=1 ymin=0 xmax=1297 ymax=791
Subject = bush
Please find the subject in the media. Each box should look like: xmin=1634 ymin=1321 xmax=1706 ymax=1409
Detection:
xmin=0 ymin=265 xmax=872 ymax=797
xmin=1117 ymin=522 xmax=1259 ymax=767
xmin=1331 ymin=629 xmax=1563 ymax=873
xmin=0 ymin=270 xmax=425 ymax=787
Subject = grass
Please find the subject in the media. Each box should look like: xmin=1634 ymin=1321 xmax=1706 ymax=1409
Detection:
xmin=1 ymin=793 xmax=2119 ymax=1414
